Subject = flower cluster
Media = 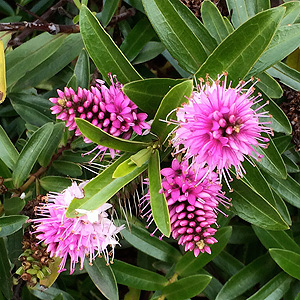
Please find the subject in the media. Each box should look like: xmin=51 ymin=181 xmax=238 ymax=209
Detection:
xmin=172 ymin=74 xmax=272 ymax=182
xmin=50 ymin=74 xmax=150 ymax=160
xmin=31 ymin=182 xmax=124 ymax=274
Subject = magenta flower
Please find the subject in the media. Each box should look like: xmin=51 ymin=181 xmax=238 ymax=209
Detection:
xmin=50 ymin=74 xmax=150 ymax=160
xmin=140 ymin=159 xmax=230 ymax=256
xmin=31 ymin=182 xmax=124 ymax=274
xmin=172 ymin=74 xmax=272 ymax=182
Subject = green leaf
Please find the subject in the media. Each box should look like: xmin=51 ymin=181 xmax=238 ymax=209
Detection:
xmin=80 ymin=5 xmax=142 ymax=84
xmin=38 ymin=123 xmax=65 ymax=167
xmin=247 ymin=272 xmax=293 ymax=300
xmin=66 ymin=74 xmax=78 ymax=91
xmin=52 ymin=160 xmax=82 ymax=177
xmin=142 ymin=0 xmax=211 ymax=73
xmin=248 ymin=24 xmax=300 ymax=77
xmin=29 ymin=285 xmax=74 ymax=300
xmin=281 ymin=1 xmax=300 ymax=26
xmin=215 ymin=254 xmax=276 ymax=300
xmin=226 ymin=0 xmax=270 ymax=28
xmin=12 ymin=123 xmax=54 ymax=188
xmin=39 ymin=176 xmax=72 ymax=192
xmin=283 ymin=154 xmax=300 ymax=173
xmin=122 ymin=78 xmax=185 ymax=118
xmin=84 ymin=257 xmax=118 ymax=300
xmin=263 ymin=172 xmax=300 ymax=208
xmin=6 ymin=33 xmax=66 ymax=90
xmin=120 ymin=222 xmax=181 ymax=263
xmin=269 ymin=249 xmax=300 ymax=280
xmin=0 ymin=215 xmax=28 ymax=237
xmin=120 ymin=17 xmax=155 ymax=62
xmin=151 ymin=80 xmax=193 ymax=140
xmin=175 ymin=227 xmax=232 ymax=276
xmin=100 ymin=0 xmax=119 ymax=27
xmin=132 ymin=41 xmax=165 ymax=65
xmin=74 ymin=48 xmax=90 ymax=89
xmin=195 ymin=7 xmax=285 ymax=85
xmin=162 ymin=275 xmax=212 ymax=300
xmin=253 ymin=226 xmax=300 ymax=254
xmin=267 ymin=62 xmax=300 ymax=91
xmin=0 ymin=125 xmax=19 ymax=170
xmin=75 ymin=118 xmax=150 ymax=152
xmin=273 ymin=135 xmax=292 ymax=154
xmin=148 ymin=149 xmax=171 ymax=237
xmin=66 ymin=153 xmax=147 ymax=216
xmin=0 ymin=238 xmax=12 ymax=300
xmin=254 ymin=134 xmax=287 ymax=179
xmin=4 ymin=197 xmax=25 ymax=216
xmin=256 ymin=72 xmax=283 ymax=99
xmin=111 ymin=260 xmax=168 ymax=291
xmin=201 ymin=0 xmax=232 ymax=44
xmin=0 ymin=0 xmax=14 ymax=16
xmin=227 ymin=179 xmax=289 ymax=230
xmin=273 ymin=190 xmax=291 ymax=226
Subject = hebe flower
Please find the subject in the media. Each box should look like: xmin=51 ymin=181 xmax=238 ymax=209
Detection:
xmin=31 ymin=182 xmax=124 ymax=274
xmin=172 ymin=74 xmax=272 ymax=182
xmin=50 ymin=74 xmax=150 ymax=160
xmin=140 ymin=159 xmax=230 ymax=256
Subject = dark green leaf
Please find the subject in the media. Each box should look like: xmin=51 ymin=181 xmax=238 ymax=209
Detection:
xmin=195 ymin=7 xmax=285 ymax=85
xmin=269 ymin=249 xmax=300 ymax=280
xmin=283 ymin=154 xmax=300 ymax=173
xmin=80 ymin=5 xmax=142 ymax=84
xmin=12 ymin=123 xmax=54 ymax=188
xmin=122 ymin=78 xmax=186 ymax=118
xmin=215 ymin=254 xmax=276 ymax=300
xmin=273 ymin=190 xmax=291 ymax=226
xmin=148 ymin=149 xmax=171 ymax=237
xmin=0 ymin=125 xmax=19 ymax=170
xmin=74 ymin=49 xmax=90 ymax=89
xmin=111 ymin=260 xmax=168 ymax=291
xmin=256 ymin=72 xmax=283 ymax=99
xmin=132 ymin=41 xmax=165 ymax=65
xmin=84 ymin=257 xmax=118 ymax=300
xmin=0 ymin=238 xmax=12 ymax=300
xmin=0 ymin=215 xmax=28 ymax=237
xmin=120 ymin=222 xmax=181 ymax=263
xmin=175 ymin=227 xmax=232 ymax=276
xmin=100 ymin=0 xmax=119 ymax=27
xmin=273 ymin=136 xmax=293 ymax=154
xmin=3 ymin=197 xmax=25 ymax=216
xmin=29 ymin=285 xmax=74 ymax=300
xmin=0 ymin=0 xmax=14 ymax=16
xmin=39 ymin=176 xmax=72 ymax=192
xmin=76 ymin=118 xmax=150 ymax=152
xmin=162 ymin=275 xmax=212 ymax=300
xmin=52 ymin=160 xmax=82 ymax=177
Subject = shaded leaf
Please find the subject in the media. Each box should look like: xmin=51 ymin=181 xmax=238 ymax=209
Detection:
xmin=39 ymin=176 xmax=72 ymax=193
xmin=100 ymin=0 xmax=119 ymax=27
xmin=0 ymin=215 xmax=28 ymax=237
xmin=0 ymin=238 xmax=12 ymax=300
xmin=256 ymin=71 xmax=283 ymax=99
xmin=52 ymin=160 xmax=82 ymax=177
xmin=74 ymin=48 xmax=90 ymax=89
xmin=132 ymin=41 xmax=165 ymax=65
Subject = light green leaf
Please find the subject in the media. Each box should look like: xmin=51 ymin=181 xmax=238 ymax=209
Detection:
xmin=281 ymin=1 xmax=300 ymax=26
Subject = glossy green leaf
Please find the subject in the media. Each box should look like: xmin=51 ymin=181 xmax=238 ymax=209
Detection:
xmin=80 ymin=5 xmax=142 ymax=84
xmin=122 ymin=78 xmax=186 ymax=118
xmin=39 ymin=176 xmax=72 ymax=192
xmin=0 ymin=125 xmax=19 ymax=170
xmin=273 ymin=135 xmax=292 ymax=154
xmin=142 ymin=0 xmax=210 ymax=73
xmin=151 ymin=80 xmax=193 ymax=140
xmin=84 ymin=257 xmax=118 ymax=300
xmin=0 ymin=238 xmax=12 ymax=300
xmin=74 ymin=48 xmax=90 ymax=89
xmin=267 ymin=62 xmax=300 ymax=91
xmin=6 ymin=33 xmax=66 ymax=90
xmin=38 ymin=122 xmax=65 ymax=167
xmin=247 ymin=272 xmax=293 ymax=300
xmin=66 ymin=153 xmax=147 ymax=216
xmin=162 ymin=275 xmax=212 ymax=300
xmin=175 ymin=227 xmax=232 ymax=276
xmin=120 ymin=222 xmax=181 ymax=263
xmin=215 ymin=254 xmax=276 ymax=300
xmin=148 ymin=150 xmax=170 ymax=237
xmin=132 ymin=41 xmax=165 ymax=65
xmin=195 ymin=7 xmax=285 ymax=85
xmin=227 ymin=179 xmax=289 ymax=230
xmin=226 ymin=0 xmax=270 ymax=28
xmin=263 ymin=172 xmax=300 ymax=208
xmin=256 ymin=72 xmax=283 ymax=98
xmin=3 ymin=197 xmax=25 ymax=216
xmin=248 ymin=25 xmax=300 ymax=77
xmin=269 ymin=249 xmax=300 ymax=280
xmin=253 ymin=226 xmax=300 ymax=253
xmin=281 ymin=1 xmax=300 ymax=26
xmin=100 ymin=0 xmax=119 ymax=27
xmin=111 ymin=260 xmax=168 ymax=291
xmin=120 ymin=17 xmax=155 ymax=62
xmin=0 ymin=215 xmax=28 ymax=237
xmin=52 ymin=161 xmax=82 ymax=177
xmin=12 ymin=123 xmax=54 ymax=188
xmin=76 ymin=118 xmax=150 ymax=152
xmin=254 ymin=134 xmax=287 ymax=179
xmin=202 ymin=0 xmax=232 ymax=44
xmin=273 ymin=190 xmax=291 ymax=226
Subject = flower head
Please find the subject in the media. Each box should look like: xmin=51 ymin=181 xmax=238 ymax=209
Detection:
xmin=50 ymin=74 xmax=150 ymax=160
xmin=31 ymin=182 xmax=124 ymax=274
xmin=172 ymin=74 xmax=272 ymax=181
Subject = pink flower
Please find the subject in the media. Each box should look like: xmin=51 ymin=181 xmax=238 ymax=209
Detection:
xmin=140 ymin=159 xmax=230 ymax=257
xmin=172 ymin=74 xmax=272 ymax=182
xmin=31 ymin=182 xmax=124 ymax=274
